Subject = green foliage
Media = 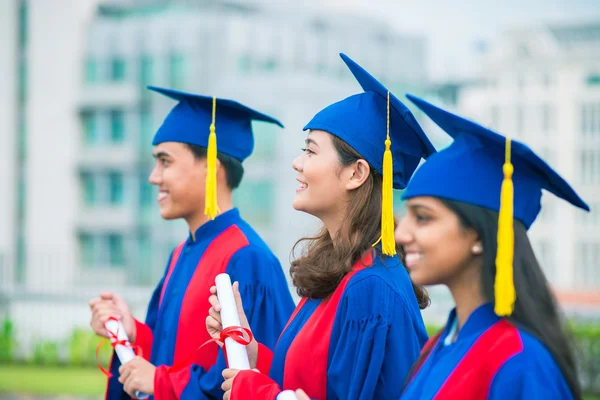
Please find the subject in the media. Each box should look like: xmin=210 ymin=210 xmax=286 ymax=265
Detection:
xmin=0 ymin=317 xmax=18 ymax=362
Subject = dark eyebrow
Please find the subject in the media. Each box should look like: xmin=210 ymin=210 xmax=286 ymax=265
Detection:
xmin=407 ymin=203 xmax=434 ymax=213
xmin=305 ymin=138 xmax=319 ymax=148
xmin=153 ymin=151 xmax=172 ymax=159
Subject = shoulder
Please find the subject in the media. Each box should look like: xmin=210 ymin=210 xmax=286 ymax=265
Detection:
xmin=339 ymin=257 xmax=413 ymax=320
xmin=489 ymin=324 xmax=572 ymax=397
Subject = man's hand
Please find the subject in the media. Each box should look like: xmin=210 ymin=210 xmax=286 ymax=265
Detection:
xmin=118 ymin=356 xmax=155 ymax=398
xmin=89 ymin=292 xmax=136 ymax=341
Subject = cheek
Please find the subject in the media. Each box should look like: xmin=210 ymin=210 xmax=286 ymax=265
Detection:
xmin=413 ymin=228 xmax=473 ymax=285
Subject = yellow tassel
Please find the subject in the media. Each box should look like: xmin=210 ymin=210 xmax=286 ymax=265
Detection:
xmin=204 ymin=96 xmax=220 ymax=220
xmin=381 ymin=91 xmax=396 ymax=256
xmin=494 ymin=137 xmax=516 ymax=316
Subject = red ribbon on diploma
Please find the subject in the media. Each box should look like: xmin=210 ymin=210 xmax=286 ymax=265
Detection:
xmin=167 ymin=326 xmax=254 ymax=373
xmin=96 ymin=316 xmax=143 ymax=378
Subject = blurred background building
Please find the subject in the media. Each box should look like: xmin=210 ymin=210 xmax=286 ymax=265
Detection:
xmin=0 ymin=0 xmax=598 ymax=352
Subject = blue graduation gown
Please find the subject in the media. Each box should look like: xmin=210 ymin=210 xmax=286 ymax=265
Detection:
xmin=231 ymin=252 xmax=429 ymax=400
xmin=105 ymin=208 xmax=295 ymax=400
xmin=401 ymin=303 xmax=574 ymax=400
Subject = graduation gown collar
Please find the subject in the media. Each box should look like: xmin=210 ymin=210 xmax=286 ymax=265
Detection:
xmin=189 ymin=208 xmax=241 ymax=243
xmin=444 ymin=303 xmax=500 ymax=343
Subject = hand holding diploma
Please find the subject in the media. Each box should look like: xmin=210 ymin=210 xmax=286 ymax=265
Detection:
xmin=104 ymin=318 xmax=151 ymax=399
xmin=206 ymin=277 xmax=258 ymax=368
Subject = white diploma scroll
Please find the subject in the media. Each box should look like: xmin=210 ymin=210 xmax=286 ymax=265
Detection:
xmin=277 ymin=390 xmax=299 ymax=400
xmin=104 ymin=318 xmax=149 ymax=400
xmin=215 ymin=273 xmax=251 ymax=370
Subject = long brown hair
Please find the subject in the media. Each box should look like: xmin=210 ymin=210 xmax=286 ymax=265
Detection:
xmin=290 ymin=134 xmax=430 ymax=308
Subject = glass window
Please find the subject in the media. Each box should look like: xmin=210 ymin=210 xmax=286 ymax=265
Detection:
xmin=108 ymin=234 xmax=125 ymax=267
xmin=110 ymin=110 xmax=125 ymax=143
xmin=85 ymin=58 xmax=98 ymax=83
xmin=109 ymin=171 xmax=124 ymax=205
xmin=111 ymin=58 xmax=126 ymax=81
xmin=168 ymin=54 xmax=185 ymax=89
xmin=251 ymin=120 xmax=278 ymax=160
xmin=79 ymin=233 xmax=95 ymax=267
xmin=82 ymin=111 xmax=97 ymax=144
xmin=238 ymin=54 xmax=252 ymax=74
xmin=18 ymin=1 xmax=27 ymax=48
xmin=140 ymin=55 xmax=153 ymax=86
xmin=81 ymin=172 xmax=96 ymax=206
xmin=233 ymin=180 xmax=275 ymax=226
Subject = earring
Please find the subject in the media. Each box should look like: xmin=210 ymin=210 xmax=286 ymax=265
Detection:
xmin=472 ymin=244 xmax=483 ymax=254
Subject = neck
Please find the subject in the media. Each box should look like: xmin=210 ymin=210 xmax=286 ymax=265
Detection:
xmin=446 ymin=260 xmax=487 ymax=331
xmin=320 ymin=208 xmax=346 ymax=241
xmin=186 ymin=189 xmax=234 ymax=240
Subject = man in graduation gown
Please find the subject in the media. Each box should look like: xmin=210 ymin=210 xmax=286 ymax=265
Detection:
xmin=89 ymin=86 xmax=295 ymax=400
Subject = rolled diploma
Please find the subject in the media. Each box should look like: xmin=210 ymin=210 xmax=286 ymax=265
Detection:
xmin=104 ymin=318 xmax=149 ymax=400
xmin=277 ymin=390 xmax=298 ymax=400
xmin=215 ymin=273 xmax=251 ymax=370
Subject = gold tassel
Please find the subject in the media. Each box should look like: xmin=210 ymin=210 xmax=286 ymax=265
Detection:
xmin=204 ymin=96 xmax=220 ymax=220
xmin=381 ymin=91 xmax=396 ymax=256
xmin=494 ymin=137 xmax=516 ymax=316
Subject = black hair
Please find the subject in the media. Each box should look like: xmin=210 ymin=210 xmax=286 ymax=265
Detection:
xmin=423 ymin=199 xmax=580 ymax=399
xmin=185 ymin=144 xmax=244 ymax=190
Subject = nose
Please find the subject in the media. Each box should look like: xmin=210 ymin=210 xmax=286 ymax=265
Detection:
xmin=292 ymin=154 xmax=303 ymax=173
xmin=149 ymin=164 xmax=161 ymax=185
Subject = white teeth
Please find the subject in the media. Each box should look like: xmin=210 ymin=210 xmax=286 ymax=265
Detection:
xmin=405 ymin=253 xmax=423 ymax=264
xmin=157 ymin=192 xmax=168 ymax=201
xmin=299 ymin=182 xmax=308 ymax=189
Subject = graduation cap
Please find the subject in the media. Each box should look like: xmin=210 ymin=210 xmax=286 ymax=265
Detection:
xmin=303 ymin=53 xmax=437 ymax=256
xmin=402 ymin=94 xmax=590 ymax=316
xmin=148 ymin=86 xmax=284 ymax=220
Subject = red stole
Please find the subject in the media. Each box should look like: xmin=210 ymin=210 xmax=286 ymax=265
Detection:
xmin=281 ymin=252 xmax=373 ymax=399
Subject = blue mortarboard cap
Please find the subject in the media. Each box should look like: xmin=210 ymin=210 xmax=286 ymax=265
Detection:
xmin=403 ymin=94 xmax=590 ymax=229
xmin=303 ymin=53 xmax=437 ymax=189
xmin=148 ymin=86 xmax=284 ymax=162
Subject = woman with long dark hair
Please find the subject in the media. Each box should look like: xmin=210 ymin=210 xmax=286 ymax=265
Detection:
xmin=205 ymin=53 xmax=437 ymax=400
xmin=396 ymin=94 xmax=588 ymax=399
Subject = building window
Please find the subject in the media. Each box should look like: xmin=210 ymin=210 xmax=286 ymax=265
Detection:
xmin=110 ymin=109 xmax=125 ymax=143
xmin=581 ymin=102 xmax=600 ymax=136
xmin=85 ymin=58 xmax=98 ymax=83
xmin=262 ymin=58 xmax=278 ymax=72
xmin=139 ymin=171 xmax=154 ymax=208
xmin=579 ymin=149 xmax=600 ymax=184
xmin=168 ymin=54 xmax=186 ymax=89
xmin=109 ymin=171 xmax=124 ymax=205
xmin=111 ymin=58 xmax=126 ymax=81
xmin=18 ymin=1 xmax=28 ymax=48
xmin=516 ymin=104 xmax=524 ymax=137
xmin=535 ymin=240 xmax=554 ymax=284
xmin=232 ymin=180 xmax=275 ymax=226
xmin=140 ymin=108 xmax=153 ymax=149
xmin=82 ymin=111 xmax=97 ymax=144
xmin=18 ymin=62 xmax=27 ymax=103
xmin=541 ymin=103 xmax=554 ymax=135
xmin=108 ymin=234 xmax=125 ymax=266
xmin=80 ymin=172 xmax=96 ymax=206
xmin=575 ymin=242 xmax=600 ymax=290
xmin=238 ymin=54 xmax=252 ymax=74
xmin=586 ymin=74 xmax=600 ymax=86
xmin=78 ymin=233 xmax=95 ymax=267
xmin=140 ymin=55 xmax=153 ymax=86
xmin=577 ymin=203 xmax=599 ymax=226
xmin=490 ymin=105 xmax=500 ymax=130
xmin=251 ymin=120 xmax=279 ymax=160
